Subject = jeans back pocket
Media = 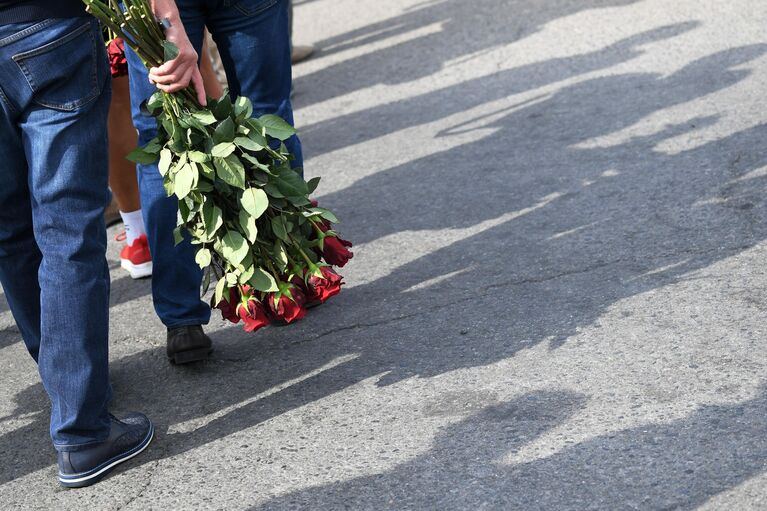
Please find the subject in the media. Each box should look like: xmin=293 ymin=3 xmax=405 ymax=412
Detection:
xmin=12 ymin=19 xmax=106 ymax=112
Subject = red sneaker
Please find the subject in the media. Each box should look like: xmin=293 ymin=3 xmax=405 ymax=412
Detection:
xmin=117 ymin=232 xmax=153 ymax=279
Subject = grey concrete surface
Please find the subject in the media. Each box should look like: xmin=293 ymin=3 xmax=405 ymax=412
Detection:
xmin=2 ymin=0 xmax=767 ymax=509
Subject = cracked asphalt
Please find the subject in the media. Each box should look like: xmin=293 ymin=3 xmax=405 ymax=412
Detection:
xmin=2 ymin=0 xmax=767 ymax=509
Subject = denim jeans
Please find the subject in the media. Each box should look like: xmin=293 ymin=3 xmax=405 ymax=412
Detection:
xmin=125 ymin=0 xmax=301 ymax=327
xmin=0 ymin=17 xmax=113 ymax=450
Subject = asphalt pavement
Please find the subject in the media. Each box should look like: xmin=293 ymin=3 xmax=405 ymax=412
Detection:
xmin=1 ymin=0 xmax=767 ymax=509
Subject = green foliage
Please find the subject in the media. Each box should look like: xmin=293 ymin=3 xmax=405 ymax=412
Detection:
xmin=137 ymin=90 xmax=343 ymax=301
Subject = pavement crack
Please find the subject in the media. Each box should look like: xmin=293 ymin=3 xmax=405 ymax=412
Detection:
xmin=116 ymin=450 xmax=163 ymax=511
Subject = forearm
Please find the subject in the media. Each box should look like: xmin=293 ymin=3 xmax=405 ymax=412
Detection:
xmin=150 ymin=0 xmax=182 ymax=25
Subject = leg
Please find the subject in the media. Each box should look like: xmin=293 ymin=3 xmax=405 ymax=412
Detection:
xmin=109 ymin=75 xmax=153 ymax=279
xmin=125 ymin=29 xmax=211 ymax=328
xmin=207 ymin=0 xmax=304 ymax=173
xmin=200 ymin=34 xmax=224 ymax=99
xmin=107 ymin=76 xmax=141 ymax=213
xmin=0 ymin=91 xmax=43 ymax=361
xmin=0 ymin=17 xmax=113 ymax=449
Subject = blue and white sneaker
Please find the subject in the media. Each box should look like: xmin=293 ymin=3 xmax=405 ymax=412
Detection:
xmin=58 ymin=412 xmax=153 ymax=488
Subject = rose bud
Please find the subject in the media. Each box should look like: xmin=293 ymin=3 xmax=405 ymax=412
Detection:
xmin=215 ymin=287 xmax=241 ymax=324
xmin=307 ymin=267 xmax=344 ymax=303
xmin=237 ymin=297 xmax=271 ymax=332
xmin=267 ymin=286 xmax=307 ymax=324
xmin=322 ymin=234 xmax=354 ymax=267
xmin=107 ymin=38 xmax=128 ymax=78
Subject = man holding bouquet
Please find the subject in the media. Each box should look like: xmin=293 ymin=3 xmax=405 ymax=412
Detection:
xmin=125 ymin=0 xmax=303 ymax=364
xmin=0 ymin=0 xmax=207 ymax=487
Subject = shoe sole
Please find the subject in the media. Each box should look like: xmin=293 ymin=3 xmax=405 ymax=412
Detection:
xmin=120 ymin=259 xmax=153 ymax=280
xmin=58 ymin=422 xmax=154 ymax=488
xmin=169 ymin=347 xmax=213 ymax=365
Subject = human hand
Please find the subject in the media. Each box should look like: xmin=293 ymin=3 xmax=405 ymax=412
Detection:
xmin=148 ymin=23 xmax=207 ymax=106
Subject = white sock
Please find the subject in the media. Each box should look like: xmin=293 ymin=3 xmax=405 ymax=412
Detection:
xmin=120 ymin=209 xmax=146 ymax=246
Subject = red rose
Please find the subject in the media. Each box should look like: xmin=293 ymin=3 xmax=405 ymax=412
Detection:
xmin=237 ymin=298 xmax=271 ymax=332
xmin=267 ymin=286 xmax=307 ymax=324
xmin=106 ymin=38 xmax=128 ymax=78
xmin=215 ymin=287 xmax=240 ymax=324
xmin=322 ymin=234 xmax=354 ymax=267
xmin=307 ymin=267 xmax=343 ymax=303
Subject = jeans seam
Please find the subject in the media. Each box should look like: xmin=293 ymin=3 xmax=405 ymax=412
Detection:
xmin=0 ymin=18 xmax=55 ymax=48
xmin=0 ymin=85 xmax=17 ymax=115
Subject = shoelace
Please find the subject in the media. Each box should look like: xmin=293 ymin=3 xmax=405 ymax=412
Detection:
xmin=115 ymin=231 xmax=127 ymax=242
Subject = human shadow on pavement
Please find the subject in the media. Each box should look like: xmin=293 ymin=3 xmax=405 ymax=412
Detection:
xmin=100 ymin=38 xmax=767 ymax=480
xmin=253 ymin=386 xmax=767 ymax=510
xmin=299 ymin=22 xmax=698 ymax=158
xmin=293 ymin=0 xmax=641 ymax=107
xmin=2 ymin=22 xmax=767 ymax=499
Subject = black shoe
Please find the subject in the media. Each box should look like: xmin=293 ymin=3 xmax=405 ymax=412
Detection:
xmin=58 ymin=412 xmax=153 ymax=488
xmin=166 ymin=325 xmax=212 ymax=364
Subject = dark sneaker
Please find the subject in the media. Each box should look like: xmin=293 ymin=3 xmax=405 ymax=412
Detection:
xmin=58 ymin=412 xmax=153 ymax=488
xmin=166 ymin=325 xmax=212 ymax=364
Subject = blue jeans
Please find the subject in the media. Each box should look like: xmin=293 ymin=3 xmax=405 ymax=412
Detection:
xmin=0 ymin=17 xmax=112 ymax=450
xmin=125 ymin=0 xmax=301 ymax=327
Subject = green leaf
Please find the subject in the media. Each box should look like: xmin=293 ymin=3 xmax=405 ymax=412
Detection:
xmin=240 ymin=152 xmax=273 ymax=174
xmin=234 ymin=136 xmax=264 ymax=152
xmin=188 ymin=150 xmax=209 ymax=163
xmin=202 ymin=202 xmax=224 ymax=238
xmin=174 ymin=163 xmax=195 ymax=200
xmin=173 ymin=226 xmax=184 ymax=246
xmin=249 ymin=267 xmax=278 ymax=292
xmin=239 ymin=209 xmax=258 ymax=243
xmin=162 ymin=40 xmax=179 ymax=61
xmin=238 ymin=265 xmax=255 ymax=285
xmin=275 ymin=168 xmax=308 ymax=197
xmin=147 ymin=92 xmax=164 ymax=114
xmin=198 ymin=161 xmax=215 ymax=177
xmin=197 ymin=180 xmax=214 ymax=193
xmin=177 ymin=196 xmax=191 ymax=222
xmin=126 ymin=147 xmax=159 ymax=165
xmin=143 ymin=138 xmax=162 ymax=154
xmin=271 ymin=215 xmax=288 ymax=241
xmin=234 ymin=96 xmax=253 ymax=119
xmin=214 ymin=276 xmax=227 ymax=305
xmin=287 ymin=195 xmax=311 ymax=207
xmin=195 ymin=248 xmax=212 ymax=268
xmin=213 ymin=95 xmax=233 ymax=120
xmin=211 ymin=142 xmax=236 ymax=158
xmin=310 ymin=207 xmax=338 ymax=224
xmin=213 ymin=117 xmax=236 ymax=144
xmin=274 ymin=241 xmax=288 ymax=271
xmin=240 ymin=187 xmax=269 ymax=219
xmin=226 ymin=272 xmax=238 ymax=286
xmin=221 ymin=230 xmax=249 ymax=266
xmin=259 ymin=114 xmax=296 ymax=140
xmin=202 ymin=267 xmax=211 ymax=294
xmin=214 ymin=155 xmax=246 ymax=189
xmin=263 ymin=183 xmax=284 ymax=198
xmin=178 ymin=114 xmax=207 ymax=134
xmin=307 ymin=176 xmax=321 ymax=194
xmin=158 ymin=149 xmax=173 ymax=177
xmin=247 ymin=129 xmax=268 ymax=148
xmin=192 ymin=110 xmax=217 ymax=126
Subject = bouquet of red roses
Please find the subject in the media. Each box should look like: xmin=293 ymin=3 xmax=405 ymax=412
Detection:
xmin=84 ymin=0 xmax=352 ymax=331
